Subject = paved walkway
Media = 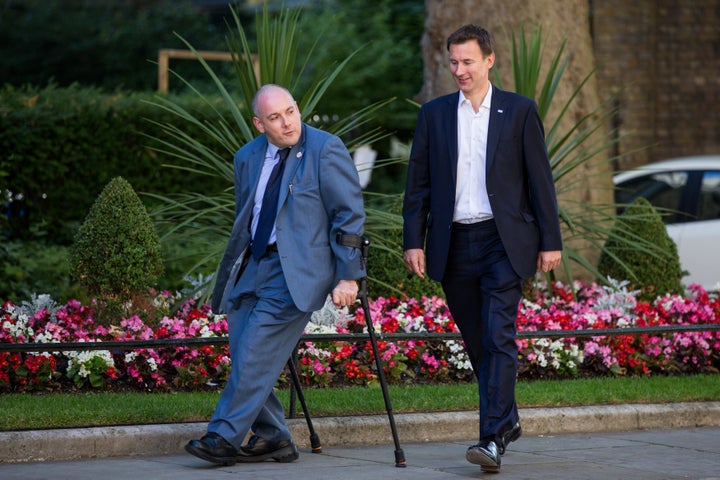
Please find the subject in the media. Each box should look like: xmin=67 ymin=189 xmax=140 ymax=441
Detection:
xmin=2 ymin=403 xmax=720 ymax=479
xmin=2 ymin=427 xmax=720 ymax=479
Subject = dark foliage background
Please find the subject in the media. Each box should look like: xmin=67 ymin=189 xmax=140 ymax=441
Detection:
xmin=0 ymin=0 xmax=426 ymax=303
xmin=0 ymin=0 xmax=228 ymax=91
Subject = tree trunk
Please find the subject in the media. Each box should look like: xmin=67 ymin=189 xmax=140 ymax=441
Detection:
xmin=419 ymin=0 xmax=611 ymax=280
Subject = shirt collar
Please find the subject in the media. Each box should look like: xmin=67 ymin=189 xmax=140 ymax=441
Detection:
xmin=458 ymin=83 xmax=493 ymax=110
xmin=266 ymin=142 xmax=282 ymax=160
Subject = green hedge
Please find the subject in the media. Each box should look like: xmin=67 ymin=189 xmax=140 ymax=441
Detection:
xmin=1 ymin=83 xmax=235 ymax=244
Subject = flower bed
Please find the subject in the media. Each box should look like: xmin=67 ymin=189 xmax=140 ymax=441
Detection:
xmin=1 ymin=280 xmax=719 ymax=392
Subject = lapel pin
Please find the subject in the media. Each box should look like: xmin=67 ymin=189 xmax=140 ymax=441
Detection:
xmin=497 ymin=109 xmax=504 ymax=113
xmin=296 ymin=151 xmax=303 ymax=158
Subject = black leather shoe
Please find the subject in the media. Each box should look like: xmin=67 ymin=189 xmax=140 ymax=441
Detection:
xmin=236 ymin=435 xmax=299 ymax=463
xmin=466 ymin=439 xmax=501 ymax=473
xmin=499 ymin=421 xmax=523 ymax=455
xmin=185 ymin=432 xmax=238 ymax=465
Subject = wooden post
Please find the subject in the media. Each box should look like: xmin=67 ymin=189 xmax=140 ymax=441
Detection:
xmin=157 ymin=49 xmax=170 ymax=93
xmin=157 ymin=49 xmax=258 ymax=92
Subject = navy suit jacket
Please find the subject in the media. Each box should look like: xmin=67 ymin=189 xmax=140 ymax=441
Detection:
xmin=211 ymin=123 xmax=366 ymax=313
xmin=403 ymin=86 xmax=563 ymax=281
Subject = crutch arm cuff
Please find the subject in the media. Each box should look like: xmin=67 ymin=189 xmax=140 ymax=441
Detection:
xmin=336 ymin=233 xmax=368 ymax=249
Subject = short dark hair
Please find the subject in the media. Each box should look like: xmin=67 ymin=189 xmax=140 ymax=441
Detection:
xmin=446 ymin=24 xmax=494 ymax=56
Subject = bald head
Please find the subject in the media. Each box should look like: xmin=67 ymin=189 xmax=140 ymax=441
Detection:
xmin=251 ymin=84 xmax=302 ymax=148
xmin=252 ymin=84 xmax=294 ymax=117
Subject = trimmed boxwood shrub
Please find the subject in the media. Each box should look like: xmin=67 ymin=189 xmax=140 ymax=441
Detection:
xmin=598 ymin=197 xmax=684 ymax=301
xmin=365 ymin=198 xmax=444 ymax=300
xmin=70 ymin=176 xmax=163 ymax=299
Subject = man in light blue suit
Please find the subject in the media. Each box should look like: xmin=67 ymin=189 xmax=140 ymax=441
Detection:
xmin=186 ymin=84 xmax=366 ymax=466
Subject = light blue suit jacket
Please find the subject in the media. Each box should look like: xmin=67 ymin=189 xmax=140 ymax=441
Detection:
xmin=211 ymin=124 xmax=366 ymax=313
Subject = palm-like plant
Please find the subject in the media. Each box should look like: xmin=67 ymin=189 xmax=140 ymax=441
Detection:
xmin=147 ymin=8 xmax=662 ymax=300
xmin=495 ymin=25 xmax=665 ymax=285
xmin=144 ymin=4 xmax=396 ymax=295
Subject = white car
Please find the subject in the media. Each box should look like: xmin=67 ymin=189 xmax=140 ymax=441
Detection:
xmin=613 ymin=155 xmax=720 ymax=291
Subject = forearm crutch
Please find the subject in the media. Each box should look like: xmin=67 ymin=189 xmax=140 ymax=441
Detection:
xmin=338 ymin=234 xmax=407 ymax=468
xmin=286 ymin=351 xmax=322 ymax=453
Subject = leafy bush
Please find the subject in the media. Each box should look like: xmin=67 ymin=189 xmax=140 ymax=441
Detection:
xmin=365 ymin=197 xmax=443 ymax=299
xmin=598 ymin=197 xmax=684 ymax=301
xmin=367 ymin=236 xmax=443 ymax=300
xmin=70 ymin=177 xmax=164 ymax=300
xmin=0 ymin=240 xmax=84 ymax=303
xmin=295 ymin=0 xmax=424 ymax=136
xmin=1 ymin=84 xmax=231 ymax=243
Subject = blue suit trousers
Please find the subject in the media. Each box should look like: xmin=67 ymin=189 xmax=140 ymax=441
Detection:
xmin=208 ymin=251 xmax=311 ymax=448
xmin=441 ymin=220 xmax=522 ymax=444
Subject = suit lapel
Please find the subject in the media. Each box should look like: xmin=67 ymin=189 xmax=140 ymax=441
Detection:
xmin=486 ymin=85 xmax=507 ymax=171
xmin=248 ymin=138 xmax=267 ymax=199
xmin=278 ymin=124 xmax=307 ymax=208
xmin=234 ymin=138 xmax=266 ymax=236
xmin=446 ymin=92 xmax=460 ymax=187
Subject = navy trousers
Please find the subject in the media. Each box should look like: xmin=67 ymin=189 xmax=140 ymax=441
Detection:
xmin=207 ymin=251 xmax=311 ymax=448
xmin=441 ymin=220 xmax=522 ymax=444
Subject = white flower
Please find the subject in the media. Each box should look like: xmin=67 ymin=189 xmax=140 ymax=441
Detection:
xmin=583 ymin=312 xmax=598 ymax=327
xmin=66 ymin=348 xmax=114 ymax=378
xmin=537 ymin=353 xmax=548 ymax=368
xmin=304 ymin=322 xmax=338 ymax=334
xmin=146 ymin=357 xmax=158 ymax=372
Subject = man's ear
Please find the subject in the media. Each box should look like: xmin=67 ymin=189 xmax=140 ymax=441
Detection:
xmin=252 ymin=116 xmax=265 ymax=133
xmin=487 ymin=52 xmax=495 ymax=69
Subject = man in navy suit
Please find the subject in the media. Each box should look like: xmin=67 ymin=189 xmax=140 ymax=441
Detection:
xmin=186 ymin=84 xmax=366 ymax=466
xmin=403 ymin=25 xmax=562 ymax=473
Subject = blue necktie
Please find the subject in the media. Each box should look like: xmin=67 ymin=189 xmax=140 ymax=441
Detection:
xmin=252 ymin=148 xmax=290 ymax=260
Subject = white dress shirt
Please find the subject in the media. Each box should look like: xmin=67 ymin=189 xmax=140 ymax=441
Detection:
xmin=454 ymin=84 xmax=494 ymax=224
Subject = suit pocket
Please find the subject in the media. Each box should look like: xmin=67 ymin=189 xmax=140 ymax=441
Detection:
xmin=521 ymin=211 xmax=536 ymax=223
xmin=287 ymin=181 xmax=320 ymax=206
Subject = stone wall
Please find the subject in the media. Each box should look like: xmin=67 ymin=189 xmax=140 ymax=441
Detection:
xmin=593 ymin=0 xmax=720 ymax=170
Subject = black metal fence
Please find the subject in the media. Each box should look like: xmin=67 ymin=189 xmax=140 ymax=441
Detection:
xmin=2 ymin=324 xmax=720 ymax=353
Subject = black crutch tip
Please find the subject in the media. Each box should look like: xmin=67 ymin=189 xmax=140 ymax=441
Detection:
xmin=310 ymin=434 xmax=322 ymax=453
xmin=394 ymin=450 xmax=407 ymax=467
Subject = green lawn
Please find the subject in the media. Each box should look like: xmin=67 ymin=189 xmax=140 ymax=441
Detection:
xmin=2 ymin=374 xmax=719 ymax=431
